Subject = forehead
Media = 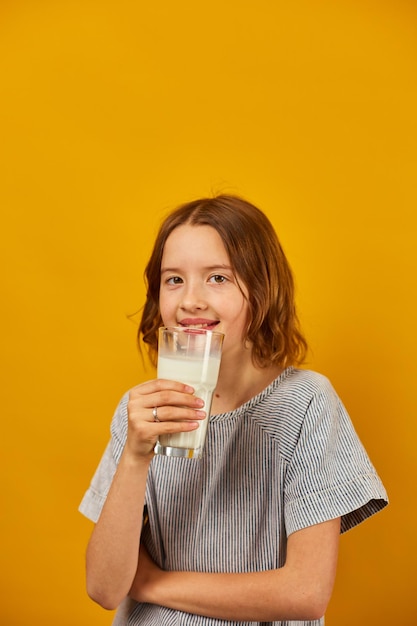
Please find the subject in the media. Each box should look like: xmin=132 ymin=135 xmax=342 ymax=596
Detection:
xmin=162 ymin=224 xmax=230 ymax=264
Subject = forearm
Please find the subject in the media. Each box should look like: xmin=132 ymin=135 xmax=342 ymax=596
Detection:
xmin=84 ymin=378 xmax=205 ymax=610
xmin=86 ymin=450 xmax=152 ymax=610
xmin=131 ymin=519 xmax=340 ymax=622
xmin=134 ymin=567 xmax=327 ymax=622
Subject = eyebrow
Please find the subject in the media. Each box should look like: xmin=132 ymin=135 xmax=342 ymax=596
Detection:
xmin=160 ymin=264 xmax=233 ymax=274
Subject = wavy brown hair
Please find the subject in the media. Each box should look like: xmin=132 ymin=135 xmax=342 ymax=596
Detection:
xmin=138 ymin=194 xmax=307 ymax=368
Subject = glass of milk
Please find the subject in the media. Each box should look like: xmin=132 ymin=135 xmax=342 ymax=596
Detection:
xmin=154 ymin=326 xmax=224 ymax=459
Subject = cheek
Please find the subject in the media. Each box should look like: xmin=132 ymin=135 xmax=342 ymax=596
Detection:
xmin=232 ymin=296 xmax=249 ymax=321
xmin=158 ymin=292 xmax=175 ymax=321
xmin=227 ymin=299 xmax=250 ymax=334
xmin=158 ymin=297 xmax=168 ymax=318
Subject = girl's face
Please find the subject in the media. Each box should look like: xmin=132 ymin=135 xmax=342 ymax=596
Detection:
xmin=159 ymin=224 xmax=250 ymax=359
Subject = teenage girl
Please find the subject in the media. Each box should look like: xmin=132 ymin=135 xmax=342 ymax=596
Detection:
xmin=79 ymin=194 xmax=388 ymax=626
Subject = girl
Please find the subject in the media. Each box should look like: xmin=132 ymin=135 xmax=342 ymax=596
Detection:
xmin=79 ymin=194 xmax=388 ymax=626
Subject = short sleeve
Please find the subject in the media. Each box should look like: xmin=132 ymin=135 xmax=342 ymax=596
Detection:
xmin=78 ymin=392 xmax=129 ymax=523
xmin=78 ymin=441 xmax=116 ymax=522
xmin=284 ymin=377 xmax=388 ymax=535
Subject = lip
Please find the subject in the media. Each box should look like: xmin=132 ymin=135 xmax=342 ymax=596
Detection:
xmin=178 ymin=319 xmax=220 ymax=330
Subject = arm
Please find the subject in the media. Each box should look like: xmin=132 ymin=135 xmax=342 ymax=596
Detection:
xmin=131 ymin=517 xmax=341 ymax=622
xmin=85 ymin=379 xmax=206 ymax=610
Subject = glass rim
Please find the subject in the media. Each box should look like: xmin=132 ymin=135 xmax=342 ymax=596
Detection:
xmin=159 ymin=325 xmax=225 ymax=338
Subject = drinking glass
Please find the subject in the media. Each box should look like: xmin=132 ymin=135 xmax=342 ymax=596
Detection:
xmin=154 ymin=326 xmax=224 ymax=459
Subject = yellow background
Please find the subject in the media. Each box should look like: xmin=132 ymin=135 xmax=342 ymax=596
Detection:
xmin=1 ymin=1 xmax=416 ymax=624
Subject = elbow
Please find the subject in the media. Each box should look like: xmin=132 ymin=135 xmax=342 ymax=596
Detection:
xmin=86 ymin=581 xmax=126 ymax=612
xmin=295 ymin=586 xmax=332 ymax=621
xmin=301 ymin=599 xmax=328 ymax=622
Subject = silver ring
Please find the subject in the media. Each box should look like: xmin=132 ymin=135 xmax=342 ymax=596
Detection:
xmin=152 ymin=407 xmax=159 ymax=422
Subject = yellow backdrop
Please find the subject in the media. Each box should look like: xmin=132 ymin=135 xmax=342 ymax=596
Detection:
xmin=1 ymin=1 xmax=416 ymax=624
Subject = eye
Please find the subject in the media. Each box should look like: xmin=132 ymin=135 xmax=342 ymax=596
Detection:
xmin=209 ymin=274 xmax=227 ymax=284
xmin=165 ymin=276 xmax=183 ymax=285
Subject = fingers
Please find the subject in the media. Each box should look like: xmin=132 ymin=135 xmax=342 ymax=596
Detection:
xmin=148 ymin=404 xmax=206 ymax=425
xmin=129 ymin=379 xmax=205 ymax=417
xmin=133 ymin=378 xmax=195 ymax=398
xmin=125 ymin=379 xmax=207 ymax=457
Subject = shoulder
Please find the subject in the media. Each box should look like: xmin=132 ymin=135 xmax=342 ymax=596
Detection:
xmin=286 ymin=367 xmax=333 ymax=388
xmin=268 ymin=367 xmax=337 ymax=412
xmin=250 ymin=368 xmax=342 ymax=454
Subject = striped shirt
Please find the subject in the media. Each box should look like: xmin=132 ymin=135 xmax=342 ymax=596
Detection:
xmin=79 ymin=367 xmax=388 ymax=626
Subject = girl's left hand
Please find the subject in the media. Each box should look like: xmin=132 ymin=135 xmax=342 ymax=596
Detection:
xmin=129 ymin=543 xmax=163 ymax=604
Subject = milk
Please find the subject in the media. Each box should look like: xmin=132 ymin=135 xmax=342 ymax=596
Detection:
xmin=157 ymin=354 xmax=221 ymax=453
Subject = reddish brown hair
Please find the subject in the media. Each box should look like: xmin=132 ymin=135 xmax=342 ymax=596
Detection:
xmin=139 ymin=194 xmax=307 ymax=368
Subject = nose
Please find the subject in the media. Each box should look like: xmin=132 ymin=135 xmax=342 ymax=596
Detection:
xmin=180 ymin=283 xmax=208 ymax=311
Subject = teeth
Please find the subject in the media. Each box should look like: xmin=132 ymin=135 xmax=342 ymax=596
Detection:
xmin=187 ymin=324 xmax=210 ymax=329
xmin=182 ymin=323 xmax=216 ymax=329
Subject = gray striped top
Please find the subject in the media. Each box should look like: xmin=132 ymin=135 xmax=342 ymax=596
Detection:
xmin=79 ymin=367 xmax=388 ymax=626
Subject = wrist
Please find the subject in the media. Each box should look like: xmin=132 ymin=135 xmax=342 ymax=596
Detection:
xmin=120 ymin=446 xmax=154 ymax=470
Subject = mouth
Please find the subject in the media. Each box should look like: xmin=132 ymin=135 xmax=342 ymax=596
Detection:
xmin=178 ymin=320 xmax=220 ymax=331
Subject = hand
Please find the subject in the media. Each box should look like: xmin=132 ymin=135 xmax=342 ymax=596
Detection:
xmin=126 ymin=379 xmax=206 ymax=458
xmin=129 ymin=542 xmax=163 ymax=604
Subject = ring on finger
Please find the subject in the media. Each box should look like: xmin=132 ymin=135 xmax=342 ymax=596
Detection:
xmin=152 ymin=406 xmax=160 ymax=422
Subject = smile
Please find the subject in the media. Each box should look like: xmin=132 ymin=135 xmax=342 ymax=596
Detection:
xmin=179 ymin=321 xmax=219 ymax=330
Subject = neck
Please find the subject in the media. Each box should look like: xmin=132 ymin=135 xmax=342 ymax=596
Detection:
xmin=211 ymin=353 xmax=284 ymax=414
